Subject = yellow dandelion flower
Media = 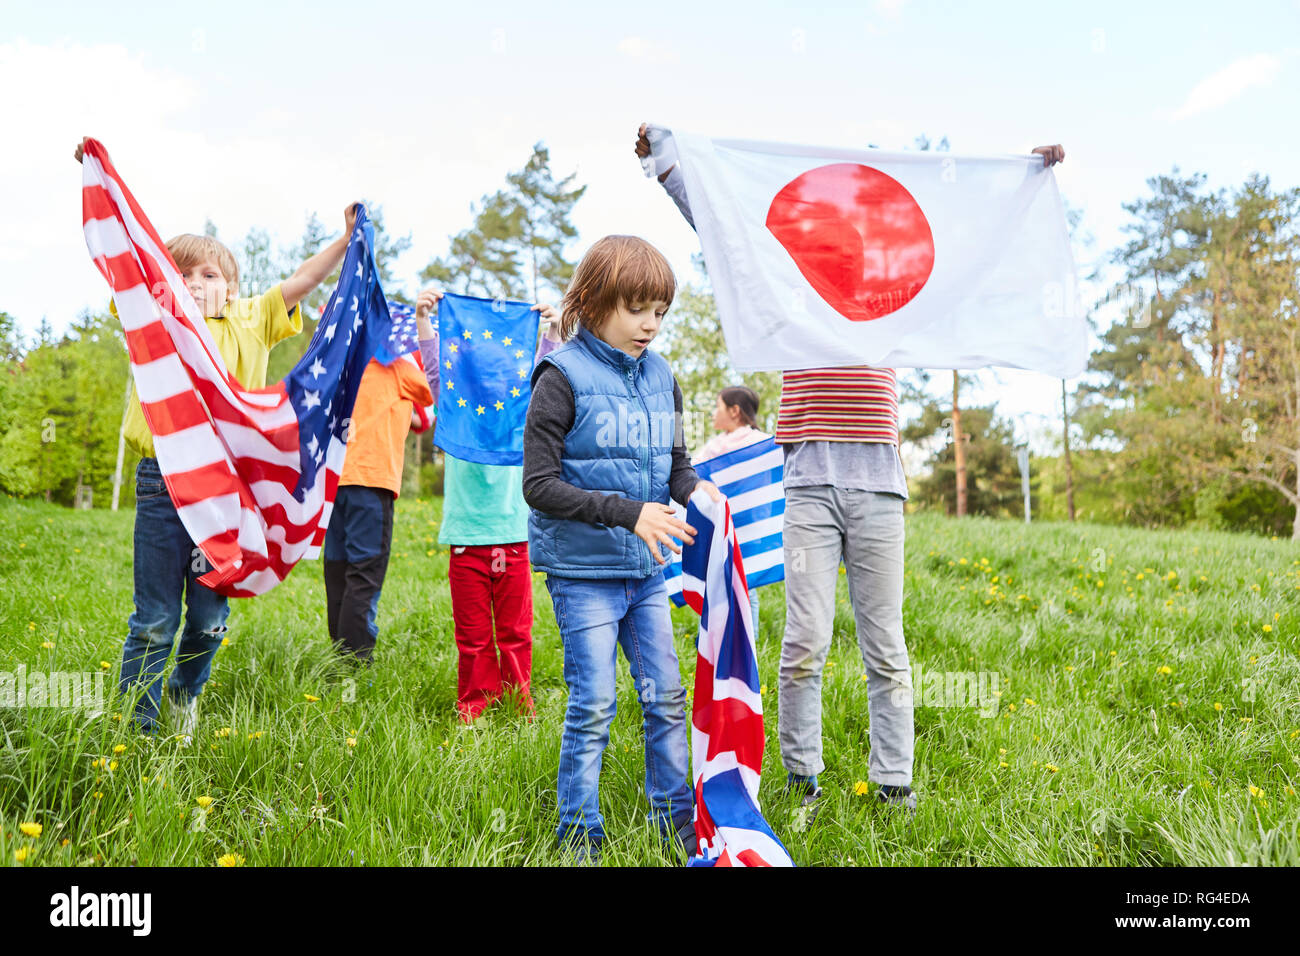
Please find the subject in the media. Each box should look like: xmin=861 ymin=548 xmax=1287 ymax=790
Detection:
xmin=853 ymin=781 xmax=869 ymax=796
xmin=112 ymin=744 xmax=126 ymax=755
xmin=41 ymin=641 xmax=54 ymax=649
xmin=19 ymin=822 xmax=42 ymax=838
xmin=216 ymin=853 xmax=245 ymax=868
xmin=215 ymin=727 xmax=231 ymax=738
xmin=304 ymin=694 xmax=320 ymax=703
xmin=221 ymin=637 xmax=230 ymax=647
xmin=99 ymin=661 xmax=111 ymax=670
xmin=1263 ymin=624 xmax=1272 ymax=633
xmin=14 ymin=847 xmax=31 ymax=862
xmin=1136 ymin=573 xmax=1144 ymax=580
xmin=1156 ymin=665 xmax=1172 ymax=675
xmin=1024 ymin=698 xmax=1036 ymax=706
xmin=1008 ymin=703 xmax=1017 ymax=712
xmin=346 ymin=738 xmax=357 ymax=748
xmin=61 ymin=838 xmax=69 ymax=847
xmin=1064 ymin=665 xmax=1074 ymax=673
xmin=959 ymin=558 xmax=968 ymax=565
xmin=1214 ymin=702 xmax=1223 ymax=712
xmin=999 ymin=761 xmax=1009 ymax=768
xmin=1045 ymin=764 xmax=1059 ymax=773
xmin=196 ymin=796 xmax=213 ymax=809
xmin=93 ymin=792 xmax=102 ymax=800
xmin=1248 ymin=785 xmax=1263 ymax=799
xmin=998 ymin=747 xmax=1007 ymax=755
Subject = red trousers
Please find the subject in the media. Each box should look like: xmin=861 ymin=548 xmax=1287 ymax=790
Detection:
xmin=448 ymin=542 xmax=534 ymax=720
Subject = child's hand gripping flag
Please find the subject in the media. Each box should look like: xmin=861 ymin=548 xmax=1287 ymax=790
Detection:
xmin=664 ymin=436 xmax=785 ymax=607
xmin=81 ymin=139 xmax=416 ymax=597
xmin=678 ymin=487 xmax=794 ymax=867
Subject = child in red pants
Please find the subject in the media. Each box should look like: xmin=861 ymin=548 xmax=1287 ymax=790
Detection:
xmin=424 ymin=291 xmax=561 ymax=721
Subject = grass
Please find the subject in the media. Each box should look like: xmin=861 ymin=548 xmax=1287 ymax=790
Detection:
xmin=1 ymin=495 xmax=1297 ymax=866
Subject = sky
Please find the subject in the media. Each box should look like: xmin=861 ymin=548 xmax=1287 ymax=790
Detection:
xmin=3 ymin=0 xmax=1298 ymax=454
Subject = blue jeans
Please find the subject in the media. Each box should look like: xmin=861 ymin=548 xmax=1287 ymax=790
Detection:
xmin=545 ymin=571 xmax=692 ymax=847
xmin=120 ymin=458 xmax=230 ymax=733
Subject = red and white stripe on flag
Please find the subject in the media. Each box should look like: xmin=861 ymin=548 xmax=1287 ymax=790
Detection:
xmin=81 ymin=140 xmax=338 ymax=597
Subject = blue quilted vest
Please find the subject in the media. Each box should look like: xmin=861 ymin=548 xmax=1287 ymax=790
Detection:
xmin=528 ymin=326 xmax=677 ymax=579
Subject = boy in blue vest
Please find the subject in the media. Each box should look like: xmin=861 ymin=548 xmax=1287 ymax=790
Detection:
xmin=523 ymin=235 xmax=720 ymax=864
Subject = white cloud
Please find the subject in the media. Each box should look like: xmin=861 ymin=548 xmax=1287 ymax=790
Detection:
xmin=1171 ymin=53 xmax=1282 ymax=120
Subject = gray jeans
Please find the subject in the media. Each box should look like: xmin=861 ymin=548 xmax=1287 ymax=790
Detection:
xmin=778 ymin=485 xmax=913 ymax=785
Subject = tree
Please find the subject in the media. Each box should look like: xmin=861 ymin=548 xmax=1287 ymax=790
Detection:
xmin=506 ymin=143 xmax=587 ymax=302
xmin=422 ymin=143 xmax=583 ymax=304
xmin=902 ymin=400 xmax=1027 ymax=517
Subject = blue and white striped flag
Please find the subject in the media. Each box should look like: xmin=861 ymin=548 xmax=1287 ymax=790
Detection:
xmin=665 ymin=436 xmax=784 ymax=608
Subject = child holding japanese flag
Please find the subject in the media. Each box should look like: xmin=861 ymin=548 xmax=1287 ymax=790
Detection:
xmin=636 ymin=122 xmax=1065 ymax=819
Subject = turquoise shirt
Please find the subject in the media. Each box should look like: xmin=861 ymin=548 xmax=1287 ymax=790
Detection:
xmin=439 ymin=455 xmax=530 ymax=546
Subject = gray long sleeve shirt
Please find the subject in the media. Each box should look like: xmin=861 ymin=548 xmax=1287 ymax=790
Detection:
xmin=522 ymin=364 xmax=700 ymax=530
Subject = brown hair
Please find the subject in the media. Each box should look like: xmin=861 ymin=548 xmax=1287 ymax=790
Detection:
xmin=166 ymin=234 xmax=239 ymax=296
xmin=719 ymin=385 xmax=760 ymax=427
xmin=559 ymin=235 xmax=675 ymax=340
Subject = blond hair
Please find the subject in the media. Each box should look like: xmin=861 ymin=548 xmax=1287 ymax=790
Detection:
xmin=560 ymin=235 xmax=675 ymax=340
xmin=166 ymin=234 xmax=239 ymax=296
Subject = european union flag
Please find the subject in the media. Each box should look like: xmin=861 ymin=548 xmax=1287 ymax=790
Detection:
xmin=434 ymin=292 xmax=539 ymax=466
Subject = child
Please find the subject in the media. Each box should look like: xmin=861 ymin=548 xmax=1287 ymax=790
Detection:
xmin=523 ymin=235 xmax=720 ymax=863
xmin=77 ymin=138 xmax=360 ymax=742
xmin=635 ymin=124 xmax=1064 ymax=816
xmin=322 ymin=289 xmax=439 ymax=663
xmin=693 ymin=385 xmax=770 ymax=635
xmin=425 ymin=292 xmax=561 ymax=723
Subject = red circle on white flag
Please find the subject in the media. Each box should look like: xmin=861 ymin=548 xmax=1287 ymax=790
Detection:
xmin=766 ymin=163 xmax=935 ymax=322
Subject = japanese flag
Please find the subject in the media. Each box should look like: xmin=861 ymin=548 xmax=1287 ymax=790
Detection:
xmin=648 ymin=126 xmax=1086 ymax=378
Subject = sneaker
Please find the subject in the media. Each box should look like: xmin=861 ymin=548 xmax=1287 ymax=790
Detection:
xmin=785 ymin=773 xmax=824 ymax=831
xmin=875 ymin=784 xmax=917 ymax=815
xmin=164 ymin=695 xmax=198 ymax=747
xmin=666 ymin=817 xmax=697 ymax=861
xmin=556 ymin=834 xmax=601 ymax=866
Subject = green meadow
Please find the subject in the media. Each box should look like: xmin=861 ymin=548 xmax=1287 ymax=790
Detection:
xmin=1 ymin=496 xmax=1297 ymax=866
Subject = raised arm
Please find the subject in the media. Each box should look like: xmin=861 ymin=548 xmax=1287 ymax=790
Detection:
xmin=281 ymin=202 xmax=362 ymax=310
xmin=635 ymin=123 xmax=695 ymax=230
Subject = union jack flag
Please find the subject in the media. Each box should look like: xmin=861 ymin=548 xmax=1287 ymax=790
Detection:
xmin=81 ymin=139 xmax=413 ymax=597
xmin=679 ymin=489 xmax=794 ymax=867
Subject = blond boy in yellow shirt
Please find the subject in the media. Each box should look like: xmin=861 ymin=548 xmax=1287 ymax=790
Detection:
xmin=75 ymin=137 xmax=361 ymax=741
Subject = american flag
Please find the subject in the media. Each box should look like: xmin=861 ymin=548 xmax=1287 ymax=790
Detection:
xmin=81 ymin=139 xmax=414 ymax=597
xmin=679 ymin=489 xmax=794 ymax=867
xmin=374 ymin=302 xmax=436 ymax=432
xmin=664 ymin=436 xmax=785 ymax=607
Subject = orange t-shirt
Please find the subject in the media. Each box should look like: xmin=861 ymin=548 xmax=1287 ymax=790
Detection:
xmin=339 ymin=356 xmax=435 ymax=496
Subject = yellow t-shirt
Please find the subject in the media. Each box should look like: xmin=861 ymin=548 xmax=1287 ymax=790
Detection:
xmin=118 ymin=285 xmax=303 ymax=458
